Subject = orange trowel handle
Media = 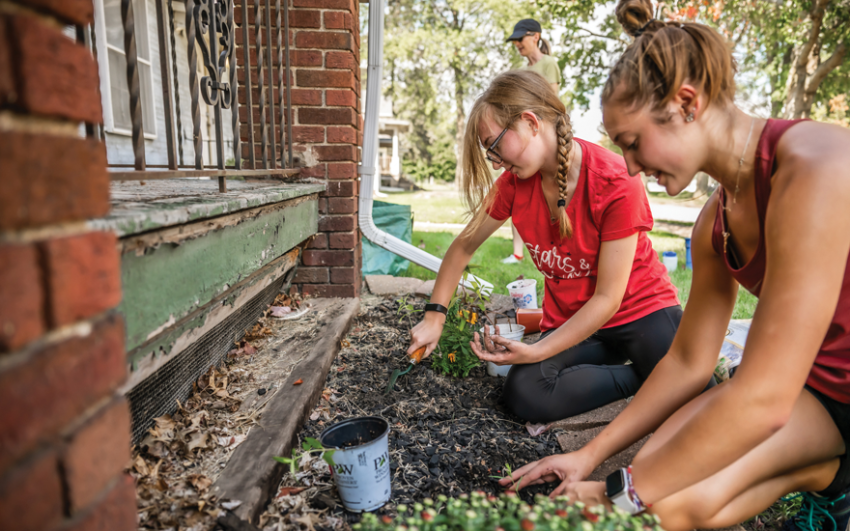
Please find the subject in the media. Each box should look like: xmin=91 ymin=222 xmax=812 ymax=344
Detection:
xmin=409 ymin=346 xmax=426 ymax=364
xmin=516 ymin=308 xmax=544 ymax=334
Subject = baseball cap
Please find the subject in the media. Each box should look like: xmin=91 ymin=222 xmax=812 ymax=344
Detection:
xmin=507 ymin=19 xmax=542 ymax=41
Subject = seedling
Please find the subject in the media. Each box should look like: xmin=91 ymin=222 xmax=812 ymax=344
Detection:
xmin=273 ymin=437 xmax=336 ymax=478
xmin=489 ymin=462 xmax=523 ymax=492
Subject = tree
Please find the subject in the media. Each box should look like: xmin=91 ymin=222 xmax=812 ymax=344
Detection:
xmin=542 ymin=0 xmax=849 ymax=121
xmin=383 ymin=0 xmax=546 ymax=181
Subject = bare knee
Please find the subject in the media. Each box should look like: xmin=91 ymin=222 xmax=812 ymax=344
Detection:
xmin=650 ymin=488 xmax=722 ymax=531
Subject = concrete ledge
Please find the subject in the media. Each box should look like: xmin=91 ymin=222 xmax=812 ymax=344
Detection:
xmin=90 ymin=181 xmax=325 ymax=237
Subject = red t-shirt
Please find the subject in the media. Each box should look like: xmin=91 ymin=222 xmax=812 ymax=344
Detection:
xmin=488 ymin=138 xmax=679 ymax=332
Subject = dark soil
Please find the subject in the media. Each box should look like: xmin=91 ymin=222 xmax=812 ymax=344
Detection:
xmin=291 ymin=296 xmax=564 ymax=526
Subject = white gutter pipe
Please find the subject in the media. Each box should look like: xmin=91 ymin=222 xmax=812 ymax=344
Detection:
xmin=358 ymin=0 xmax=492 ymax=294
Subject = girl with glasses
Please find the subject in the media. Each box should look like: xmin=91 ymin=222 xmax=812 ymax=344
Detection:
xmin=501 ymin=1 xmax=850 ymax=529
xmin=407 ymin=69 xmax=698 ymax=425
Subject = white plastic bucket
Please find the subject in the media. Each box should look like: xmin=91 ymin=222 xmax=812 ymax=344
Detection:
xmin=484 ymin=324 xmax=525 ymax=377
xmin=319 ymin=416 xmax=391 ymax=512
xmin=662 ymin=251 xmax=678 ymax=273
xmin=507 ymin=279 xmax=538 ymax=309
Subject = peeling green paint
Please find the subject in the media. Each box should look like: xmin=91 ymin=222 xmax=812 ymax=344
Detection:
xmin=119 ymin=198 xmax=317 ymax=351
xmin=124 ymin=250 xmax=298 ymax=373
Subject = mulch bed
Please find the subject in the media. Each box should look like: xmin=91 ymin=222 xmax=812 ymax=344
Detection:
xmin=258 ymin=294 xmax=566 ymax=529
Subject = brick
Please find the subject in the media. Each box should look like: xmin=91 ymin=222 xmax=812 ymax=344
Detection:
xmin=0 ymin=314 xmax=126 ymax=472
xmin=315 ymin=145 xmax=357 ymax=162
xmin=296 ymin=31 xmax=353 ymax=51
xmin=0 ymin=448 xmax=63 ymax=531
xmin=0 ymin=244 xmax=44 ymax=352
xmin=0 ymin=18 xmax=13 ymax=107
xmin=327 ymin=125 xmax=356 ymax=143
xmin=323 ymin=180 xmax=358 ymax=197
xmin=326 ymin=90 xmax=356 ymax=108
xmin=297 ymin=69 xmax=355 ymax=88
xmin=290 ymin=88 xmax=323 ymax=106
xmin=292 ymin=125 xmax=325 ymax=143
xmin=302 ymin=250 xmax=354 ymax=267
xmin=41 ymin=232 xmax=121 ymax=328
xmin=63 ymin=398 xmax=131 ymax=513
xmin=319 ymin=215 xmax=355 ymax=232
xmin=296 ymin=163 xmax=327 ymax=178
xmin=328 ymin=197 xmax=357 ymax=214
xmin=8 ymin=15 xmax=102 ymax=123
xmin=291 ymin=10 xmax=321 ymax=28
xmin=301 ymin=284 xmax=357 ymax=298
xmin=11 ymin=0 xmax=94 ymax=25
xmin=330 ymin=267 xmax=357 ymax=285
xmin=324 ymin=11 xmax=345 ymax=29
xmin=293 ymin=267 xmax=329 ymax=284
xmin=325 ymin=51 xmax=356 ymax=70
xmin=64 ymin=474 xmax=138 ymax=531
xmin=327 ymin=162 xmax=357 ymax=179
xmin=0 ymin=132 xmax=109 ymax=230
xmin=291 ymin=49 xmax=323 ymax=66
xmin=318 ymin=197 xmax=328 ymax=214
xmin=329 ymin=231 xmax=358 ymax=249
xmin=307 ymin=233 xmax=328 ymax=249
xmin=299 ymin=107 xmax=356 ymax=126
xmin=293 ymin=0 xmax=352 ymax=9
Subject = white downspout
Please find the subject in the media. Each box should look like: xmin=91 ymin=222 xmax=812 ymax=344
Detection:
xmin=358 ymin=0 xmax=492 ymax=293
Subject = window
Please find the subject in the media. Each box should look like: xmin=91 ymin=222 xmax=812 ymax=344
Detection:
xmin=95 ymin=0 xmax=156 ymax=137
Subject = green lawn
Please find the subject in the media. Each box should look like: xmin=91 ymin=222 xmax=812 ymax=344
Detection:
xmin=404 ymin=229 xmax=758 ymax=319
xmin=382 ymin=185 xmax=469 ymax=225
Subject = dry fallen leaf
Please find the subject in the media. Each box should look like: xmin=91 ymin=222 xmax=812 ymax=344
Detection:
xmin=188 ymin=474 xmax=212 ymax=492
xmin=133 ymin=455 xmax=151 ymax=476
xmin=186 ymin=431 xmax=210 ymax=452
xmin=275 ymin=486 xmax=306 ymax=498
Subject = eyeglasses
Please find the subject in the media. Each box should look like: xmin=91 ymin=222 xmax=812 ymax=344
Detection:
xmin=485 ymin=124 xmax=511 ymax=165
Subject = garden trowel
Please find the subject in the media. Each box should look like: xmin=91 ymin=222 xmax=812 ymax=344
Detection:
xmin=384 ymin=346 xmax=426 ymax=394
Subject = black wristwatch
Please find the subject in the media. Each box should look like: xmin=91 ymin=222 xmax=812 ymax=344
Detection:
xmin=424 ymin=303 xmax=448 ymax=315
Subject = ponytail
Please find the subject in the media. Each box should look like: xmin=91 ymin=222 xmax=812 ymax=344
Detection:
xmin=539 ymin=37 xmax=551 ymax=55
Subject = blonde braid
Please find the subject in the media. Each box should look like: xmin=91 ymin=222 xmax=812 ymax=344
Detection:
xmin=556 ymin=114 xmax=574 ymax=238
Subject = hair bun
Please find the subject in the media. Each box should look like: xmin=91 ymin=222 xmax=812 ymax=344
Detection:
xmin=616 ymin=0 xmax=655 ymax=37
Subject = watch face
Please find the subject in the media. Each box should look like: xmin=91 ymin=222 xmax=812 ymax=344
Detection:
xmin=606 ymin=469 xmax=626 ymax=497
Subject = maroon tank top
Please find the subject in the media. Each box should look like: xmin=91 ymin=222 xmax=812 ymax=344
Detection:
xmin=712 ymin=118 xmax=850 ymax=404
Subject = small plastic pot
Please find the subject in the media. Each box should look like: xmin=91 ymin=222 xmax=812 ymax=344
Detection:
xmin=319 ymin=416 xmax=391 ymax=512
xmin=483 ymin=324 xmax=525 ymax=377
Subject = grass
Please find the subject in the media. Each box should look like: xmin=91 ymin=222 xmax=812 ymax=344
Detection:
xmin=403 ymin=228 xmax=758 ymax=320
xmin=381 ymin=184 xmax=469 ymax=225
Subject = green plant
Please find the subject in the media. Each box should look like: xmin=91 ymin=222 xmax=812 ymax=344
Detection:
xmin=354 ymin=491 xmax=665 ymax=531
xmin=396 ymin=294 xmax=422 ymax=329
xmin=273 ymin=437 xmax=336 ymax=479
xmin=489 ymin=463 xmax=524 ymax=492
xmin=430 ymin=274 xmax=491 ymax=378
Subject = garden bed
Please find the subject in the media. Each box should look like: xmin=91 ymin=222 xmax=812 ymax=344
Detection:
xmin=255 ymin=294 xmax=566 ymax=530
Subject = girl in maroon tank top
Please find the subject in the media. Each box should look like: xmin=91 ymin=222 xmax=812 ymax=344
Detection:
xmin=496 ymin=1 xmax=850 ymax=528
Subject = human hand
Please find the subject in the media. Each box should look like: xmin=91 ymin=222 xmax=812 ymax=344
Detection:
xmin=408 ymin=312 xmax=445 ymax=359
xmin=470 ymin=325 xmax=538 ymax=365
xmin=564 ymin=481 xmax=610 ymax=509
xmin=498 ymin=451 xmax=595 ymax=497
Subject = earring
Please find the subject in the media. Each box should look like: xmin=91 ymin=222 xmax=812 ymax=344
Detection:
xmin=685 ymin=112 xmax=695 ymax=123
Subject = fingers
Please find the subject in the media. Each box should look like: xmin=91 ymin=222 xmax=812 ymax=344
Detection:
xmin=550 ymin=479 xmax=571 ymax=499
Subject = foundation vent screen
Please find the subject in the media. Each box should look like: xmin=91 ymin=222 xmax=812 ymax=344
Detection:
xmin=127 ymin=273 xmax=291 ymax=443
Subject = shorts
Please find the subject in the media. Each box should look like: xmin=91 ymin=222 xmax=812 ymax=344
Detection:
xmin=807 ymin=385 xmax=850 ymax=496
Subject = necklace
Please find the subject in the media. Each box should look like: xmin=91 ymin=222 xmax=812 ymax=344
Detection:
xmin=722 ymin=117 xmax=757 ymax=255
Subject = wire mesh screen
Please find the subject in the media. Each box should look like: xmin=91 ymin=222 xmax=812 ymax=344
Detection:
xmin=128 ymin=271 xmax=293 ymax=443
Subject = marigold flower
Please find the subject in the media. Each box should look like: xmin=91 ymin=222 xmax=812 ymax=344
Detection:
xmin=448 ymin=352 xmax=456 ymax=362
xmin=470 ymin=312 xmax=478 ymax=324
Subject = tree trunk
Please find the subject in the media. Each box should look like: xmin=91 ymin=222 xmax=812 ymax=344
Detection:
xmin=452 ymin=60 xmax=465 ymax=187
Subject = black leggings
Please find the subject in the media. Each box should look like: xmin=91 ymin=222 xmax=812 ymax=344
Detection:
xmin=503 ymin=305 xmax=711 ymax=423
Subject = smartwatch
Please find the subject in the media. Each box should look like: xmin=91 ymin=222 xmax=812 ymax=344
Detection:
xmin=605 ymin=468 xmax=641 ymax=515
xmin=424 ymin=303 xmax=448 ymax=315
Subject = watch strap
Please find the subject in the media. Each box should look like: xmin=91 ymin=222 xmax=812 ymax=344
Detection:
xmin=424 ymin=303 xmax=448 ymax=315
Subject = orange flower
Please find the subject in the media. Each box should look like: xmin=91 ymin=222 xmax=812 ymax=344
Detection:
xmin=448 ymin=352 xmax=456 ymax=363
xmin=470 ymin=312 xmax=478 ymax=325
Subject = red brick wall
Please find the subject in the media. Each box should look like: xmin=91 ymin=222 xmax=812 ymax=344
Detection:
xmin=235 ymin=0 xmax=362 ymax=298
xmin=0 ymin=3 xmax=136 ymax=530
